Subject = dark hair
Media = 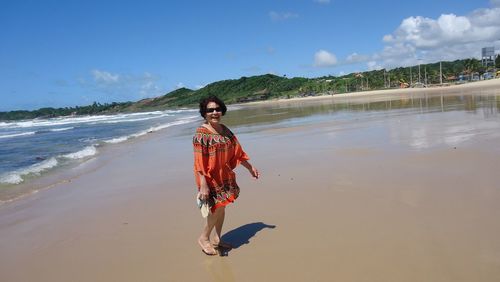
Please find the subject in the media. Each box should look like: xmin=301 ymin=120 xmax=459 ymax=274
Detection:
xmin=199 ymin=95 xmax=227 ymax=118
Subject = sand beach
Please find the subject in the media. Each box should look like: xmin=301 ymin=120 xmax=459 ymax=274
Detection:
xmin=1 ymin=79 xmax=500 ymax=281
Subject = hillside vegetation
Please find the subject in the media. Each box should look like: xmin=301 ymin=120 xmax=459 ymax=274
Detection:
xmin=1 ymin=57 xmax=498 ymax=120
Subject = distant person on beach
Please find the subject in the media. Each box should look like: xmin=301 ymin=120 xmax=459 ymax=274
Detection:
xmin=193 ymin=95 xmax=260 ymax=255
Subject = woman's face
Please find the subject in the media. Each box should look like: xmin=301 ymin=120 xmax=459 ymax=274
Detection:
xmin=205 ymin=101 xmax=222 ymax=124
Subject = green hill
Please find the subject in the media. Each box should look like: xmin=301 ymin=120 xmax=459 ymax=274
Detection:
xmin=1 ymin=57 xmax=498 ymax=120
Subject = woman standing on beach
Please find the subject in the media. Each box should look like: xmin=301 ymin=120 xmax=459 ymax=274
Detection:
xmin=193 ymin=95 xmax=260 ymax=255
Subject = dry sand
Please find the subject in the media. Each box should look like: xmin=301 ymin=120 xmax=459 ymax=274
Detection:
xmin=245 ymin=77 xmax=500 ymax=106
xmin=1 ymin=79 xmax=500 ymax=282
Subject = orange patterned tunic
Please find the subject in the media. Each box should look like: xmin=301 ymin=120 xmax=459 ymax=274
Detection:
xmin=193 ymin=125 xmax=249 ymax=212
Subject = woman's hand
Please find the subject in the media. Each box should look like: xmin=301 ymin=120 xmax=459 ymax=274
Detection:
xmin=241 ymin=160 xmax=260 ymax=179
xmin=248 ymin=166 xmax=260 ymax=179
xmin=199 ymin=185 xmax=210 ymax=200
xmin=197 ymin=172 xmax=210 ymax=200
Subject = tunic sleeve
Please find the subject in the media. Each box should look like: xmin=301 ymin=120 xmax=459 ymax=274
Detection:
xmin=229 ymin=135 xmax=250 ymax=170
xmin=193 ymin=129 xmax=214 ymax=186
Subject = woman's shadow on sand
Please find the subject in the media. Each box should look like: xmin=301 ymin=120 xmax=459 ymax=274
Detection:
xmin=219 ymin=222 xmax=276 ymax=256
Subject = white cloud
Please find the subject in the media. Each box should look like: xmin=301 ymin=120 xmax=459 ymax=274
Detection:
xmin=382 ymin=35 xmax=393 ymax=42
xmin=346 ymin=52 xmax=370 ymax=63
xmin=314 ymin=0 xmax=330 ymax=4
xmin=137 ymin=73 xmax=163 ymax=98
xmin=176 ymin=82 xmax=185 ymax=89
xmin=139 ymin=80 xmax=160 ymax=98
xmin=84 ymin=70 xmax=164 ymax=100
xmin=376 ymin=5 xmax=500 ymax=69
xmin=469 ymin=6 xmax=500 ymax=28
xmin=367 ymin=61 xmax=382 ymax=71
xmin=438 ymin=14 xmax=471 ymax=39
xmin=269 ymin=11 xmax=299 ymax=21
xmin=92 ymin=69 xmax=119 ymax=83
xmin=314 ymin=49 xmax=338 ymax=67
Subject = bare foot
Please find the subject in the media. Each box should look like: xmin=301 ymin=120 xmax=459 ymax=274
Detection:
xmin=212 ymin=239 xmax=233 ymax=249
xmin=198 ymin=238 xmax=217 ymax=255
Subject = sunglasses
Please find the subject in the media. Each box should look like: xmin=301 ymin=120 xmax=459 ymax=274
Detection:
xmin=205 ymin=107 xmax=222 ymax=113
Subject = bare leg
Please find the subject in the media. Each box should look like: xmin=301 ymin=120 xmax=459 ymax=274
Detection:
xmin=198 ymin=208 xmax=222 ymax=255
xmin=213 ymin=206 xmax=225 ymax=244
xmin=213 ymin=207 xmax=232 ymax=248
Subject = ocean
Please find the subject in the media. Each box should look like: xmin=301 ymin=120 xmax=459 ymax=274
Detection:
xmin=0 ymin=109 xmax=199 ymax=187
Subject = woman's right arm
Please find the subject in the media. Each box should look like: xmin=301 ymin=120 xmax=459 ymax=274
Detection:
xmin=194 ymin=130 xmax=211 ymax=200
xmin=197 ymin=172 xmax=210 ymax=200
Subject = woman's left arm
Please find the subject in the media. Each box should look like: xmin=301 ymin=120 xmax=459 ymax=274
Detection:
xmin=241 ymin=160 xmax=260 ymax=179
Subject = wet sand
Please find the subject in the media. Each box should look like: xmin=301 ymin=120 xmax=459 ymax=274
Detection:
xmin=1 ymin=79 xmax=500 ymax=281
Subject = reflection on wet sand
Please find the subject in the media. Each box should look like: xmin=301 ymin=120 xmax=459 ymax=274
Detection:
xmin=203 ymin=257 xmax=236 ymax=282
xmin=224 ymin=91 xmax=500 ymax=134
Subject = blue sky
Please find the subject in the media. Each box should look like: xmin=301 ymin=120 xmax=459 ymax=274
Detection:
xmin=1 ymin=0 xmax=499 ymax=111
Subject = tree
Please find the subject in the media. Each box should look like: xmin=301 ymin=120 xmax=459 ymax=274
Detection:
xmin=496 ymin=54 xmax=500 ymax=68
xmin=463 ymin=58 xmax=480 ymax=80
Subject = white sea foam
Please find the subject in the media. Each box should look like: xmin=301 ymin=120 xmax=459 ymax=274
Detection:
xmin=151 ymin=118 xmax=197 ymax=131
xmin=0 ymin=146 xmax=98 ymax=185
xmin=124 ymin=111 xmax=164 ymax=116
xmin=0 ymin=174 xmax=23 ymax=184
xmin=104 ymin=136 xmax=129 ymax=144
xmin=0 ymin=115 xmax=112 ymax=128
xmin=0 ymin=110 xmax=177 ymax=129
xmin=29 ymin=158 xmax=59 ymax=174
xmin=0 ymin=158 xmax=59 ymax=185
xmin=144 ymin=116 xmax=199 ymax=133
xmin=62 ymin=146 xmax=97 ymax=159
xmin=165 ymin=109 xmax=198 ymax=114
xmin=0 ymin=131 xmax=36 ymax=139
xmin=49 ymin=127 xmax=74 ymax=132
xmin=178 ymin=115 xmax=199 ymax=121
xmin=131 ymin=130 xmax=149 ymax=138
xmin=97 ymin=114 xmax=170 ymax=124
xmin=103 ymin=115 xmax=198 ymax=144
